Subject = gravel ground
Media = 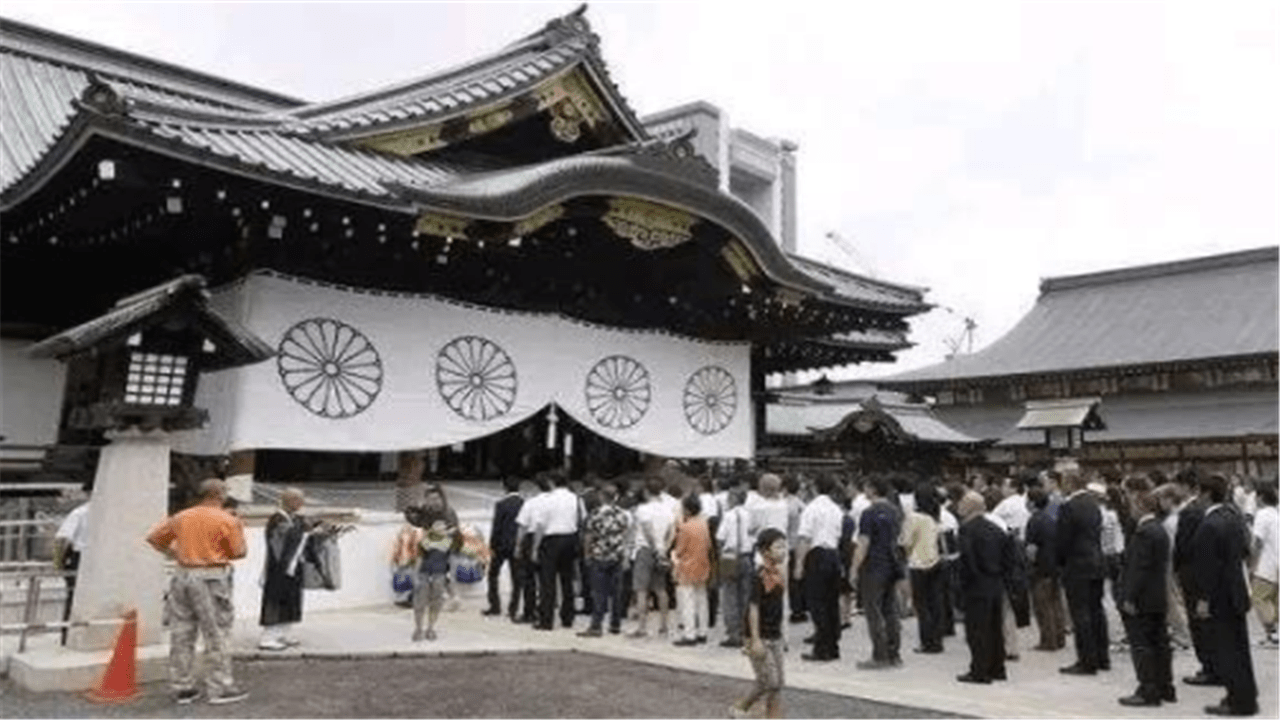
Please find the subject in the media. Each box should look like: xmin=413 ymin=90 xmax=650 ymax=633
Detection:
xmin=0 ymin=651 xmax=969 ymax=719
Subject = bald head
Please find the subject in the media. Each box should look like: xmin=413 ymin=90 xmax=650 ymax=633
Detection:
xmin=198 ymin=478 xmax=226 ymax=503
xmin=955 ymin=491 xmax=986 ymax=522
xmin=281 ymin=487 xmax=305 ymax=512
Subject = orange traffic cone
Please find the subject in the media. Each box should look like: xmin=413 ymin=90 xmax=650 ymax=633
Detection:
xmin=86 ymin=609 xmax=140 ymax=703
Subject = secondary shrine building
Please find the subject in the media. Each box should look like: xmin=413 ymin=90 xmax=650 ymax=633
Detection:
xmin=0 ymin=8 xmax=930 ymax=493
xmin=877 ymin=247 xmax=1279 ymax=479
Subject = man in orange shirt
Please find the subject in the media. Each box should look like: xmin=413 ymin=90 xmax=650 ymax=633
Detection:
xmin=146 ymin=478 xmax=248 ymax=705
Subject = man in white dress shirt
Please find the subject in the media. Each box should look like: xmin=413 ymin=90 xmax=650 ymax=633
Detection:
xmin=53 ymin=481 xmax=92 ymax=645
xmin=716 ymin=485 xmax=752 ymax=647
xmin=794 ymin=475 xmax=846 ymax=661
xmin=532 ymin=471 xmax=584 ymax=631
xmin=513 ymin=476 xmax=551 ymax=624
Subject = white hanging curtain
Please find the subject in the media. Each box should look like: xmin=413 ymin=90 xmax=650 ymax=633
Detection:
xmin=173 ymin=272 xmax=753 ymax=459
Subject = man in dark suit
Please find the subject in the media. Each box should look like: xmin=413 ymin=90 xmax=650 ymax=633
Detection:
xmin=1117 ymin=478 xmax=1175 ymax=707
xmin=484 ymin=477 xmax=525 ymax=619
xmin=1173 ymin=468 xmax=1219 ymax=686
xmin=955 ymin=491 xmax=1010 ymax=684
xmin=1055 ymin=471 xmax=1109 ymax=675
xmin=1191 ymin=474 xmax=1259 ymax=717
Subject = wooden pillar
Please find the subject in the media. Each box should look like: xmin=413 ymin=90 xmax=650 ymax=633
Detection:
xmin=750 ymin=346 xmax=766 ymax=461
xmin=225 ymin=449 xmax=255 ymax=503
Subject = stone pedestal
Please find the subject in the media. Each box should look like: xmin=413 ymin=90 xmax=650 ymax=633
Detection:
xmin=67 ymin=428 xmax=170 ymax=650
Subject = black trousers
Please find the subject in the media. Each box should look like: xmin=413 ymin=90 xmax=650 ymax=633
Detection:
xmin=538 ymin=534 xmax=578 ymax=628
xmin=788 ymin=549 xmax=808 ymax=619
xmin=1063 ymin=575 xmax=1109 ymax=671
xmin=911 ymin=565 xmax=945 ymax=651
xmin=1180 ymin=579 xmax=1217 ymax=678
xmin=1121 ymin=611 xmax=1172 ymax=701
xmin=60 ymin=549 xmax=81 ymax=645
xmin=964 ymin=593 xmax=1005 ymax=681
xmin=516 ymin=551 xmax=539 ymax=621
xmin=940 ymin=559 xmax=958 ymax=635
xmin=803 ymin=548 xmax=842 ymax=659
xmin=1206 ymin=613 xmax=1259 ymax=713
xmin=486 ymin=551 xmax=520 ymax=616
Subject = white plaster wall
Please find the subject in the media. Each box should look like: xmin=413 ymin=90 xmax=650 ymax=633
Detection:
xmin=230 ymin=510 xmax=492 ymax=621
xmin=0 ymin=338 xmax=65 ymax=446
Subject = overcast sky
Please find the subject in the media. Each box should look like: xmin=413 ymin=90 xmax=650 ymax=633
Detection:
xmin=4 ymin=1 xmax=1277 ymax=378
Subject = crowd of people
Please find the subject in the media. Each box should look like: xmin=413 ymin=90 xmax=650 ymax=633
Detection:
xmin=452 ymin=463 xmax=1274 ymax=718
xmin=138 ymin=464 xmax=1276 ymax=715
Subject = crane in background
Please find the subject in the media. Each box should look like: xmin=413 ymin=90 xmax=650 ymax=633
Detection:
xmin=823 ymin=231 xmax=882 ymax=279
xmin=823 ymin=230 xmax=977 ymax=359
xmin=940 ymin=306 xmax=978 ymax=359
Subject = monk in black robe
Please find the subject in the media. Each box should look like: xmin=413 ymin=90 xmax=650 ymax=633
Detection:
xmin=259 ymin=488 xmax=309 ymax=650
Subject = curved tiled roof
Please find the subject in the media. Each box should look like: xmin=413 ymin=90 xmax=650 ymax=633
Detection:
xmin=285 ymin=5 xmax=647 ymax=142
xmin=0 ymin=7 xmax=930 ymax=361
xmin=933 ymin=388 xmax=1278 ymax=445
xmin=390 ymin=152 xmax=843 ymax=300
xmin=0 ymin=17 xmax=302 ymax=112
xmin=787 ymin=254 xmax=930 ymax=314
xmin=881 ymin=247 xmax=1280 ymax=385
xmin=766 ymin=397 xmax=981 ymax=443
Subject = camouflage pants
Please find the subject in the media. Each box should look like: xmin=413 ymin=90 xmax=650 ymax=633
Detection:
xmin=167 ymin=567 xmax=235 ymax=694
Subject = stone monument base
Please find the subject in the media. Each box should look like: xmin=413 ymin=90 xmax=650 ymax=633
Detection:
xmin=8 ymin=642 xmax=169 ymax=693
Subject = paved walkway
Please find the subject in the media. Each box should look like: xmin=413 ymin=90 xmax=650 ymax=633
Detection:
xmin=224 ymin=594 xmax=1277 ymax=719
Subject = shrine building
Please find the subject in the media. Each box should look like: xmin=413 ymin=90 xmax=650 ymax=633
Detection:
xmin=0 ymin=7 xmax=931 ymax=494
xmin=876 ymin=247 xmax=1279 ymax=478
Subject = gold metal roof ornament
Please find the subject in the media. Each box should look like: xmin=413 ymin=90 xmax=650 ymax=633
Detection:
xmin=602 ymin=197 xmax=696 ymax=250
xmin=513 ymin=204 xmax=565 ymax=237
xmin=414 ymin=211 xmax=471 ymax=239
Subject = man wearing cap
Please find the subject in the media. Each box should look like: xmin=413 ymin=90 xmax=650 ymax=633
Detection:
xmin=1056 ymin=472 xmax=1109 ymax=675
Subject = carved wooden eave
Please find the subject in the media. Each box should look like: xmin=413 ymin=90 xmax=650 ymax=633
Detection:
xmin=350 ymin=65 xmax=621 ymax=158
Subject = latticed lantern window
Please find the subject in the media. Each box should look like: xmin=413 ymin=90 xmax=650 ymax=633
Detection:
xmin=124 ymin=352 xmax=189 ymax=406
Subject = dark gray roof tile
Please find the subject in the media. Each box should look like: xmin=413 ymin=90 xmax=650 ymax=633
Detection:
xmin=883 ymin=247 xmax=1279 ymax=385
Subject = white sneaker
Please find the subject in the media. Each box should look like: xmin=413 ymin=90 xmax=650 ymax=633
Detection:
xmin=257 ymin=638 xmax=287 ymax=651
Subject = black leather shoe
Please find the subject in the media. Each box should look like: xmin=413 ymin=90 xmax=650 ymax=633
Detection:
xmin=1161 ymin=687 xmax=1177 ymax=703
xmin=1119 ymin=695 xmax=1160 ymax=707
xmin=801 ymin=653 xmax=837 ymax=662
xmin=1205 ymin=702 xmax=1258 ymax=716
xmin=481 ymin=608 xmax=501 ymax=616
xmin=672 ymin=638 xmax=699 ymax=647
xmin=956 ymin=673 xmax=991 ymax=684
xmin=1059 ymin=664 xmax=1097 ymax=675
xmin=720 ymin=639 xmax=743 ymax=648
xmin=1184 ymin=672 xmax=1225 ymax=686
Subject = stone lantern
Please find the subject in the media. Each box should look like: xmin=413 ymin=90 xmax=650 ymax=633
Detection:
xmin=27 ymin=275 xmax=271 ymax=654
